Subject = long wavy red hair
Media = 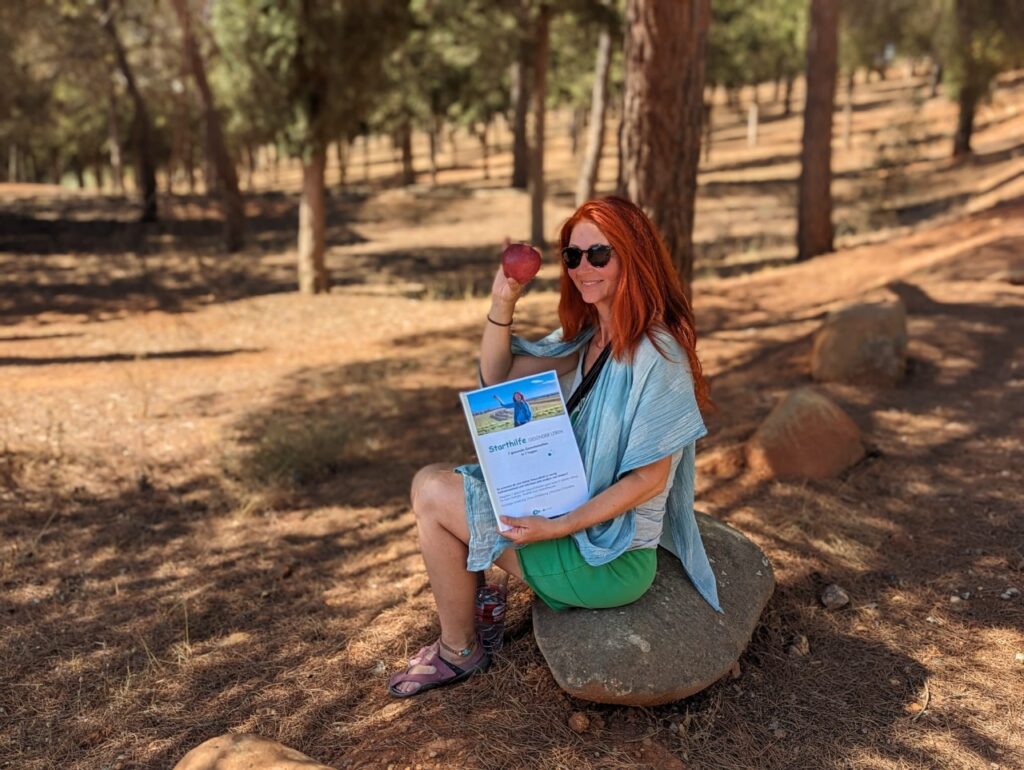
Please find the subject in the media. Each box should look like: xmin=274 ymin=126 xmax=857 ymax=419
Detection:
xmin=557 ymin=196 xmax=711 ymax=412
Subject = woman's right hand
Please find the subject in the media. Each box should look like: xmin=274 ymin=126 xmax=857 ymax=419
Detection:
xmin=489 ymin=264 xmax=523 ymax=318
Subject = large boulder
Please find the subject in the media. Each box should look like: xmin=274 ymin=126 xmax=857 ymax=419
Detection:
xmin=811 ymin=298 xmax=908 ymax=385
xmin=746 ymin=387 xmax=864 ymax=480
xmin=532 ymin=514 xmax=774 ymax=706
xmin=745 ymin=387 xmax=864 ymax=479
xmin=173 ymin=734 xmax=335 ymax=770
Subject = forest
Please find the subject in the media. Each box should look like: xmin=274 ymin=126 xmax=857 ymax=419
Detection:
xmin=2 ymin=1 xmax=1023 ymax=769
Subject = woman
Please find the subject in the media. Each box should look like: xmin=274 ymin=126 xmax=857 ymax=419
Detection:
xmin=388 ymin=196 xmax=719 ymax=698
xmin=492 ymin=391 xmax=533 ymax=427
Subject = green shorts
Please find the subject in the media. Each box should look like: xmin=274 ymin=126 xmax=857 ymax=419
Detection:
xmin=515 ymin=537 xmax=657 ymax=611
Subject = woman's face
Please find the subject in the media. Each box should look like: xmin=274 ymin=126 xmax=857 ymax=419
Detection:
xmin=566 ymin=220 xmax=621 ymax=312
xmin=513 ymin=392 xmax=524 ymax=402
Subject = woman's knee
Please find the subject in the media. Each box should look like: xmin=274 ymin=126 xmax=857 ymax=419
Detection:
xmin=410 ymin=464 xmax=452 ymax=519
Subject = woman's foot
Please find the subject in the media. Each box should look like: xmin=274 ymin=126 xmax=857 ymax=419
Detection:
xmin=387 ymin=636 xmax=491 ymax=698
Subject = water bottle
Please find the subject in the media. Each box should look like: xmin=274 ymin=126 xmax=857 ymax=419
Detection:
xmin=474 ymin=574 xmax=508 ymax=654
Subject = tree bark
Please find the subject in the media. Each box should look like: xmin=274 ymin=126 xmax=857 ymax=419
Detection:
xmin=8 ymin=145 xmax=17 ymax=183
xmin=298 ymin=146 xmax=329 ymax=295
xmin=783 ymin=74 xmax=796 ymax=117
xmin=575 ymin=24 xmax=613 ymax=206
xmin=530 ymin=4 xmax=550 ymax=246
xmin=428 ymin=118 xmax=439 ymax=186
xmin=842 ymin=69 xmax=854 ymax=150
xmin=952 ymin=0 xmax=979 ymax=158
xmin=400 ymin=119 xmax=415 ymax=186
xmin=335 ymin=138 xmax=348 ymax=188
xmin=953 ymin=84 xmax=979 ymax=158
xmin=796 ymin=0 xmax=839 ymax=262
xmin=621 ymin=0 xmax=710 ymax=291
xmin=510 ymin=0 xmax=532 ymax=190
xmin=477 ymin=122 xmax=490 ymax=180
xmin=170 ymin=0 xmax=244 ymax=251
xmin=100 ymin=0 xmax=156 ymax=221
xmin=362 ymin=134 xmax=371 ymax=182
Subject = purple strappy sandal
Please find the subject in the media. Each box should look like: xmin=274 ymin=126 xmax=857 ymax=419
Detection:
xmin=387 ymin=637 xmax=491 ymax=698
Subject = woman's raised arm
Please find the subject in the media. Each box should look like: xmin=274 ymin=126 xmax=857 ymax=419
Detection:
xmin=479 ymin=264 xmax=577 ymax=385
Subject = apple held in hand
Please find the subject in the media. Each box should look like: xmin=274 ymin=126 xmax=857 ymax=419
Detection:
xmin=501 ymin=242 xmax=542 ymax=284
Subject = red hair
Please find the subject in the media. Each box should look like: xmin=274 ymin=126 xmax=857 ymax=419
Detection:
xmin=557 ymin=196 xmax=712 ymax=412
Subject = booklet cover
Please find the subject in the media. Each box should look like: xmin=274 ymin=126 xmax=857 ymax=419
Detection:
xmin=460 ymin=370 xmax=590 ymax=532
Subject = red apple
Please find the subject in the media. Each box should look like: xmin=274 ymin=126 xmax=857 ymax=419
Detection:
xmin=501 ymin=242 xmax=542 ymax=284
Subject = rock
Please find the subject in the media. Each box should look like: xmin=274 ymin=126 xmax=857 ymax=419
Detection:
xmin=746 ymin=388 xmax=865 ymax=480
xmin=811 ymin=298 xmax=908 ymax=385
xmin=1000 ymin=587 xmax=1020 ymax=600
xmin=172 ymin=734 xmax=335 ymax=770
xmin=567 ymin=712 xmax=590 ymax=733
xmin=786 ymin=635 xmax=810 ymax=657
xmin=1005 ymin=267 xmax=1024 ymax=286
xmin=820 ymin=584 xmax=850 ymax=610
xmin=532 ymin=513 xmax=774 ymax=706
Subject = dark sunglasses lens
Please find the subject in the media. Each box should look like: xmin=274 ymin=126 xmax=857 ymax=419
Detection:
xmin=587 ymin=245 xmax=612 ymax=266
xmin=561 ymin=247 xmax=583 ymax=268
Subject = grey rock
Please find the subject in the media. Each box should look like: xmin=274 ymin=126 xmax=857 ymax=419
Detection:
xmin=811 ymin=298 xmax=908 ymax=385
xmin=532 ymin=513 xmax=774 ymax=706
xmin=820 ymin=583 xmax=850 ymax=609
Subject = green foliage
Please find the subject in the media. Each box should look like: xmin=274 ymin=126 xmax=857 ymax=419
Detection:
xmin=709 ymin=0 xmax=805 ymax=89
xmin=211 ymin=0 xmax=411 ymax=157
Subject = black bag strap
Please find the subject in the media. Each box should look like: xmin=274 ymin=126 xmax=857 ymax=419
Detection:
xmin=567 ymin=343 xmax=611 ymax=415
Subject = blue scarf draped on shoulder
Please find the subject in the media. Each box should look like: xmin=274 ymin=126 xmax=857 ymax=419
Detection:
xmin=456 ymin=326 xmax=722 ymax=613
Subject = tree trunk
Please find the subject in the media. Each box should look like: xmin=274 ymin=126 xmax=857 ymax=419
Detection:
xmin=478 ymin=122 xmax=490 ymax=180
xmin=335 ymin=138 xmax=348 ymax=188
xmin=100 ymin=0 xmax=156 ymax=222
xmin=703 ymin=97 xmax=714 ymax=161
xmin=796 ymin=0 xmax=839 ymax=262
xmin=245 ymin=144 xmax=256 ymax=191
xmin=621 ymin=0 xmax=710 ymax=291
xmin=953 ymin=84 xmax=979 ymax=158
xmin=8 ymin=145 xmax=17 ymax=182
xmin=530 ymin=4 xmax=550 ymax=246
xmin=428 ymin=118 xmax=439 ymax=185
xmin=362 ymin=134 xmax=371 ymax=182
xmin=93 ymin=162 xmax=106 ymax=191
xmin=448 ymin=126 xmax=459 ymax=167
xmin=510 ymin=0 xmax=531 ymax=190
xmin=575 ymin=24 xmax=613 ymax=206
xmin=929 ymin=61 xmax=943 ymax=98
xmin=783 ymin=74 xmax=796 ymax=117
xmin=842 ymin=69 xmax=854 ymax=149
xmin=747 ymin=102 xmax=759 ymax=147
xmin=171 ymin=0 xmax=244 ymax=251
xmin=400 ymin=120 xmax=415 ymax=186
xmin=952 ymin=0 xmax=980 ymax=158
xmin=298 ymin=146 xmax=329 ymax=295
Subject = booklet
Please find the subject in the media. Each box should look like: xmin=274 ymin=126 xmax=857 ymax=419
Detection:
xmin=460 ymin=370 xmax=590 ymax=533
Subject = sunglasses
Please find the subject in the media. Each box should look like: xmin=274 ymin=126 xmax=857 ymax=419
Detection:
xmin=561 ymin=244 xmax=614 ymax=269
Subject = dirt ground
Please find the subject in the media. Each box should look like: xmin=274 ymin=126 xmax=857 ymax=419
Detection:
xmin=2 ymin=71 xmax=1023 ymax=770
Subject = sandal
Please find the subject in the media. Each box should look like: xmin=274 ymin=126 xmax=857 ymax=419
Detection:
xmin=387 ymin=637 xmax=491 ymax=698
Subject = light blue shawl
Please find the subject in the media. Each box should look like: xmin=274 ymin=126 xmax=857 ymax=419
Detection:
xmin=456 ymin=327 xmax=722 ymax=613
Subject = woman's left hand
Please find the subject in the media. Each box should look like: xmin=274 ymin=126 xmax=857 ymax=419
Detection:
xmin=499 ymin=515 xmax=567 ymax=545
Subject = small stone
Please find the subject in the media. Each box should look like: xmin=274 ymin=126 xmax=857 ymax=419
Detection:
xmin=373 ymin=660 xmax=386 ymax=676
xmin=820 ymin=584 xmax=850 ymax=610
xmin=1000 ymin=588 xmax=1020 ymax=600
xmin=787 ymin=635 xmax=810 ymax=657
xmin=960 ymin=592 xmax=971 ymax=600
xmin=773 ymin=728 xmax=787 ymax=739
xmin=926 ymin=615 xmax=940 ymax=624
xmin=949 ymin=595 xmax=961 ymax=603
xmin=728 ymin=660 xmax=742 ymax=679
xmin=1014 ymin=652 xmax=1024 ymax=663
xmin=568 ymin=712 xmax=590 ymax=734
xmin=889 ymin=678 xmax=900 ymax=686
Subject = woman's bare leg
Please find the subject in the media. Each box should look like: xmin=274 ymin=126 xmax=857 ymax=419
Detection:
xmin=409 ymin=464 xmax=522 ymax=656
